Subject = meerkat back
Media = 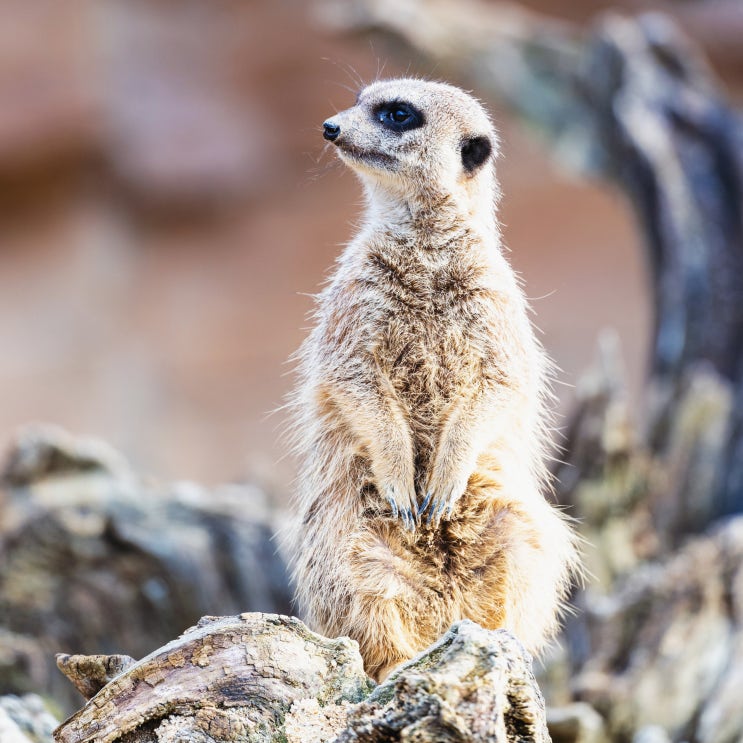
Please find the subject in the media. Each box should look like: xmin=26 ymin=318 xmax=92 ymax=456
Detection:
xmin=284 ymin=78 xmax=580 ymax=681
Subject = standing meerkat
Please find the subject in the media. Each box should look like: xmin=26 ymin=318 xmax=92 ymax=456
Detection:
xmin=285 ymin=78 xmax=580 ymax=681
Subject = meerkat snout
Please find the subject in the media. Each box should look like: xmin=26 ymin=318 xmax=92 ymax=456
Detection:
xmin=323 ymin=120 xmax=340 ymax=141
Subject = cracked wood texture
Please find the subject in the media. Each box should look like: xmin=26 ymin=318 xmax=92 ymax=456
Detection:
xmin=54 ymin=613 xmax=374 ymax=743
xmin=53 ymin=617 xmax=549 ymax=743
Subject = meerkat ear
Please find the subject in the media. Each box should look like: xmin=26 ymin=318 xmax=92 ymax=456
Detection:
xmin=461 ymin=135 xmax=492 ymax=174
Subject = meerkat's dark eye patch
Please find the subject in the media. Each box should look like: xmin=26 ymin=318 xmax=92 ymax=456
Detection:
xmin=374 ymin=101 xmax=424 ymax=133
xmin=461 ymin=135 xmax=492 ymax=174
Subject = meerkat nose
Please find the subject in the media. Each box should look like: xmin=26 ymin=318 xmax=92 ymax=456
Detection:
xmin=323 ymin=121 xmax=341 ymax=142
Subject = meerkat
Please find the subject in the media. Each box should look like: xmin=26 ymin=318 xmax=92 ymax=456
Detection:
xmin=284 ymin=78 xmax=579 ymax=681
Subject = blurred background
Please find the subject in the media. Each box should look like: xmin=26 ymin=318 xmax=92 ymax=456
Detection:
xmin=2 ymin=1 xmax=743 ymax=737
xmin=4 ymin=0 xmax=740 ymax=490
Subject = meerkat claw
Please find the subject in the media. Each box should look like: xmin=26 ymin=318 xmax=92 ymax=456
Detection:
xmin=426 ymin=498 xmax=439 ymax=526
xmin=433 ymin=498 xmax=447 ymax=528
xmin=443 ymin=488 xmax=459 ymax=520
xmin=425 ymin=500 xmax=433 ymax=525
xmin=407 ymin=508 xmax=416 ymax=531
xmin=387 ymin=493 xmax=399 ymax=519
xmin=418 ymin=491 xmax=433 ymax=517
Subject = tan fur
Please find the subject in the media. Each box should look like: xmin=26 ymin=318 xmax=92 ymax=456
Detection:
xmin=283 ymin=79 xmax=580 ymax=680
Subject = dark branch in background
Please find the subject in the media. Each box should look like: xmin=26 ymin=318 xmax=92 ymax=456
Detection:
xmin=310 ymin=7 xmax=743 ymax=739
xmin=314 ymin=0 xmax=743 ymax=525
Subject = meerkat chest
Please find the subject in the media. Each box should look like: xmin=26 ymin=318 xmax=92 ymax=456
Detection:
xmin=368 ymin=257 xmax=505 ymax=402
xmin=322 ymin=233 xmax=519 ymax=404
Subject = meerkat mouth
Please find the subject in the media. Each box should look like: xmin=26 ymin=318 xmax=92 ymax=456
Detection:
xmin=337 ymin=144 xmax=398 ymax=170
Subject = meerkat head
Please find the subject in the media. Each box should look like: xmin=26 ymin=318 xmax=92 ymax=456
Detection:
xmin=322 ymin=78 xmax=500 ymax=212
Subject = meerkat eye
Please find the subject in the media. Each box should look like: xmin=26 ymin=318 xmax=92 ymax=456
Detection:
xmin=374 ymin=101 xmax=424 ymax=133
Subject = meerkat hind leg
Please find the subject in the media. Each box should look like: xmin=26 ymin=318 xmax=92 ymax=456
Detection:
xmin=346 ymin=526 xmax=450 ymax=681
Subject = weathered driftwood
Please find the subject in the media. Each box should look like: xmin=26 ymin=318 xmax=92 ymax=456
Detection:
xmin=53 ymin=613 xmax=373 ymax=743
xmin=53 ymin=615 xmax=549 ymax=743
xmin=546 ymin=703 xmax=605 ymax=743
xmin=0 ymin=425 xmax=292 ymax=714
xmin=55 ymin=654 xmax=136 ymax=702
xmin=553 ymin=336 xmax=734 ymax=582
xmin=335 ymin=620 xmax=550 ymax=743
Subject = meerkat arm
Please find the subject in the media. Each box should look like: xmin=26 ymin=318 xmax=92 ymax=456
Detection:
xmin=421 ymin=387 xmax=500 ymax=526
xmin=331 ymin=370 xmax=418 ymax=530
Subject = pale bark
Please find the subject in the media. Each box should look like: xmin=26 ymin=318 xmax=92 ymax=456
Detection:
xmin=53 ymin=615 xmax=549 ymax=743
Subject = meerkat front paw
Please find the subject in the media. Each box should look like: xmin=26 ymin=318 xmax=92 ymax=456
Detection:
xmin=383 ymin=481 xmax=418 ymax=531
xmin=370 ymin=439 xmax=417 ymax=530
xmin=375 ymin=461 xmax=417 ymax=530
xmin=419 ymin=472 xmax=470 ymax=527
